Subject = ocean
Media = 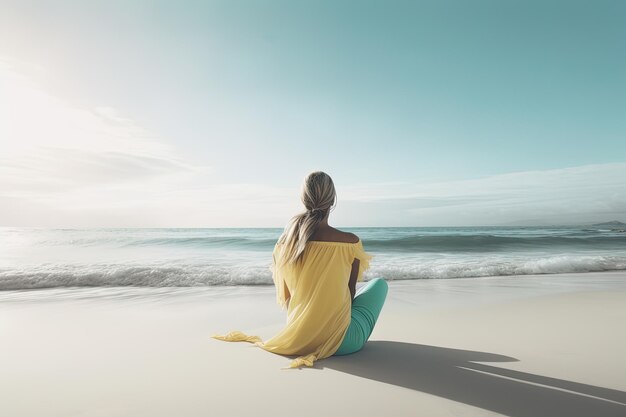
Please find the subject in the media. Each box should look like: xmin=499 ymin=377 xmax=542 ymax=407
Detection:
xmin=1 ymin=226 xmax=625 ymax=290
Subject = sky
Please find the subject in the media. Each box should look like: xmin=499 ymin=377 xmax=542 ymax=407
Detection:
xmin=0 ymin=0 xmax=625 ymax=227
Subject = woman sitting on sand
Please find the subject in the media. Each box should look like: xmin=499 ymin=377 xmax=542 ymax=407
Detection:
xmin=212 ymin=171 xmax=388 ymax=369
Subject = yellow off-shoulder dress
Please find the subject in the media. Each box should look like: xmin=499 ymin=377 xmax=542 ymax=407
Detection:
xmin=211 ymin=239 xmax=373 ymax=369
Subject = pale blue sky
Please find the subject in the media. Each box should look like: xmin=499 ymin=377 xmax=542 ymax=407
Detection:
xmin=0 ymin=1 xmax=624 ymax=226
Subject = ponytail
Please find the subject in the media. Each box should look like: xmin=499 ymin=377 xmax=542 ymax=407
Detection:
xmin=276 ymin=171 xmax=336 ymax=267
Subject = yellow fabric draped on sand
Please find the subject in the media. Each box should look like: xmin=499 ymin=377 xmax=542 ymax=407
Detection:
xmin=211 ymin=239 xmax=373 ymax=369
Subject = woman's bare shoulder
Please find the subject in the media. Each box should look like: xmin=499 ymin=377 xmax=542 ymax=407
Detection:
xmin=310 ymin=227 xmax=359 ymax=243
xmin=339 ymin=230 xmax=360 ymax=243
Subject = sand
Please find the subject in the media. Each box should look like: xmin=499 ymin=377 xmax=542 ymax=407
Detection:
xmin=1 ymin=272 xmax=625 ymax=417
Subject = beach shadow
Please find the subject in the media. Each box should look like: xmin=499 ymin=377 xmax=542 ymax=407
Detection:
xmin=318 ymin=341 xmax=626 ymax=417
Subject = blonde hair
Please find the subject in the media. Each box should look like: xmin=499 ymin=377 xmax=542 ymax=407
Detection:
xmin=277 ymin=171 xmax=337 ymax=266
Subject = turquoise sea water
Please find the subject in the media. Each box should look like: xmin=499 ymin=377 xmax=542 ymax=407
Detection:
xmin=1 ymin=226 xmax=625 ymax=290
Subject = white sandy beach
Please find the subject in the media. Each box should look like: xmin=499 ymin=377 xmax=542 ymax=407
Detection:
xmin=1 ymin=272 xmax=626 ymax=417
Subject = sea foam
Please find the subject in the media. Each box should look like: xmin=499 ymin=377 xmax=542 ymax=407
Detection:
xmin=1 ymin=254 xmax=625 ymax=290
xmin=2 ymin=226 xmax=625 ymax=290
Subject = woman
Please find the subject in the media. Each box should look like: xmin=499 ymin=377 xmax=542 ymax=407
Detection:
xmin=212 ymin=171 xmax=388 ymax=369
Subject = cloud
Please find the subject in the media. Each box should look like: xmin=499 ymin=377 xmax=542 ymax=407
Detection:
xmin=0 ymin=56 xmax=216 ymax=226
xmin=1 ymin=56 xmax=623 ymax=227
xmin=0 ymin=57 xmax=199 ymax=179
xmin=0 ymin=147 xmax=200 ymax=196
xmin=0 ymin=55 xmax=297 ymax=227
xmin=0 ymin=56 xmax=304 ymax=227
xmin=337 ymin=163 xmax=626 ymax=226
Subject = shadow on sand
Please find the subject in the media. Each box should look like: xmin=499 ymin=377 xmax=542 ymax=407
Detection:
xmin=316 ymin=341 xmax=626 ymax=417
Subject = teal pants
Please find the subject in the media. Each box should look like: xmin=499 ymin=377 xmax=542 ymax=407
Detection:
xmin=333 ymin=277 xmax=388 ymax=356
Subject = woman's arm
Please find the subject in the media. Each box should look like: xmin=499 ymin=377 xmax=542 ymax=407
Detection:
xmin=348 ymin=258 xmax=360 ymax=303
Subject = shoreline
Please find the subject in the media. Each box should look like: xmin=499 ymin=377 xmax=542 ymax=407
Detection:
xmin=2 ymin=269 xmax=625 ymax=299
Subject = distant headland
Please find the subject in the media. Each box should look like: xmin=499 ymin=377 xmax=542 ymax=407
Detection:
xmin=590 ymin=221 xmax=626 ymax=232
xmin=591 ymin=221 xmax=626 ymax=227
